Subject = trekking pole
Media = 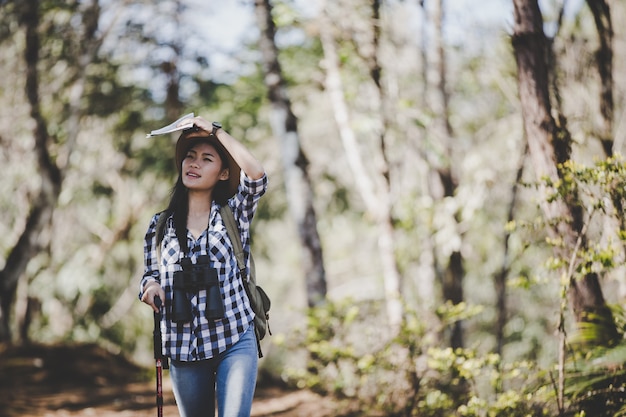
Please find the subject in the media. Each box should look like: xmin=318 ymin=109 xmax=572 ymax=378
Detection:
xmin=153 ymin=295 xmax=168 ymax=417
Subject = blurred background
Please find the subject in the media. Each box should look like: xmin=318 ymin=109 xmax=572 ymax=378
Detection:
xmin=1 ymin=0 xmax=626 ymax=415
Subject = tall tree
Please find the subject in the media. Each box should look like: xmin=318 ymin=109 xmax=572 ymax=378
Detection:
xmin=494 ymin=149 xmax=526 ymax=356
xmin=424 ymin=0 xmax=465 ymax=349
xmin=318 ymin=0 xmax=403 ymax=331
xmin=586 ymin=0 xmax=613 ymax=157
xmin=363 ymin=0 xmax=405 ymax=332
xmin=511 ymin=0 xmax=617 ymax=341
xmin=0 ymin=0 xmax=102 ymax=342
xmin=253 ymin=0 xmax=327 ymax=307
xmin=0 ymin=0 xmax=144 ymax=345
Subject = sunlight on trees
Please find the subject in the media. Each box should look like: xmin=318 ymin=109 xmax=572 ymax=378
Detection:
xmin=1 ymin=0 xmax=625 ymax=415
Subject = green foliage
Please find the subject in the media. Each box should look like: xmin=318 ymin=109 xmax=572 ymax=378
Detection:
xmin=525 ymin=156 xmax=626 ymax=414
xmin=285 ymin=300 xmax=554 ymax=416
xmin=1 ymin=4 xmax=625 ymax=415
xmin=563 ymin=304 xmax=626 ymax=416
xmin=284 ymin=299 xmax=386 ymax=400
xmin=522 ymin=156 xmax=626 ymax=291
xmin=436 ymin=301 xmax=484 ymax=325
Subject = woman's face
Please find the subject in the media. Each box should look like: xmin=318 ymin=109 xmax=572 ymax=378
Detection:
xmin=181 ymin=142 xmax=230 ymax=192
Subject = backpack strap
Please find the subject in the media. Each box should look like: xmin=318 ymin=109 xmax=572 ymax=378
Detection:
xmin=155 ymin=211 xmax=167 ymax=267
xmin=220 ymin=205 xmax=263 ymax=357
xmin=220 ymin=205 xmax=246 ymax=276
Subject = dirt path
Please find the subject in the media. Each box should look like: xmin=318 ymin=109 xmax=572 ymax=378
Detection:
xmin=0 ymin=343 xmax=337 ymax=417
xmin=4 ymin=378 xmax=333 ymax=417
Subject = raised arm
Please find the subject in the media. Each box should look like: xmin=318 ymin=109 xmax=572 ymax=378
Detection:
xmin=186 ymin=116 xmax=265 ymax=180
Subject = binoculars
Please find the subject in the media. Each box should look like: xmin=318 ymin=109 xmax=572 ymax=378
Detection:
xmin=172 ymin=255 xmax=224 ymax=323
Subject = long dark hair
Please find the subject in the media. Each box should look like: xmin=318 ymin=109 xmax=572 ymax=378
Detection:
xmin=155 ymin=137 xmax=230 ymax=251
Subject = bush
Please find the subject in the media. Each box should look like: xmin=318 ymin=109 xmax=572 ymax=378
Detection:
xmin=284 ymin=300 xmax=554 ymax=416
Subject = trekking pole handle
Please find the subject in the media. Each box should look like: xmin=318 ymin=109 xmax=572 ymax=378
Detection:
xmin=153 ymin=296 xmax=163 ymax=360
xmin=153 ymin=295 xmax=165 ymax=417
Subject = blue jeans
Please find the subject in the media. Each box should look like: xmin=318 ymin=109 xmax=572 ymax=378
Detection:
xmin=169 ymin=325 xmax=258 ymax=417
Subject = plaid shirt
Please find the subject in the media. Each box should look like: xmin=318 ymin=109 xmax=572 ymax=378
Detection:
xmin=140 ymin=172 xmax=267 ymax=361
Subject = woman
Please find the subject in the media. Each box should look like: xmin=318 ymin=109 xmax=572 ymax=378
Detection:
xmin=139 ymin=115 xmax=267 ymax=417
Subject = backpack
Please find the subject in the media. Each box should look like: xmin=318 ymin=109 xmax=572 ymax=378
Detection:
xmin=220 ymin=205 xmax=271 ymax=358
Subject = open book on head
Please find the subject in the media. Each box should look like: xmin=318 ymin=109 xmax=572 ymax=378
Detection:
xmin=146 ymin=113 xmax=195 ymax=138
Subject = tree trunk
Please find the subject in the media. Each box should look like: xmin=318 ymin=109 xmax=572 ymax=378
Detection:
xmin=318 ymin=0 xmax=403 ymax=332
xmin=495 ymin=147 xmax=526 ymax=356
xmin=511 ymin=0 xmax=617 ymax=341
xmin=0 ymin=0 xmax=102 ymax=343
xmin=253 ymin=0 xmax=327 ymax=307
xmin=0 ymin=0 xmax=62 ymax=342
xmin=366 ymin=0 xmax=404 ymax=333
xmin=163 ymin=1 xmax=184 ymax=122
xmin=586 ymin=0 xmax=614 ymax=157
xmin=426 ymin=0 xmax=465 ymax=349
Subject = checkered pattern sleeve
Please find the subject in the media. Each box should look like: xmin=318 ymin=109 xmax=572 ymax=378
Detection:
xmin=229 ymin=172 xmax=269 ymax=255
xmin=139 ymin=213 xmax=161 ymax=299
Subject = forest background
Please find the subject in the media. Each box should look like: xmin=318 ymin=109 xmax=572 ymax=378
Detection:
xmin=1 ymin=0 xmax=626 ymax=415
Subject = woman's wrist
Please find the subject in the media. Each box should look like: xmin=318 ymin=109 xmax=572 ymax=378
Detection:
xmin=144 ymin=280 xmax=160 ymax=292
